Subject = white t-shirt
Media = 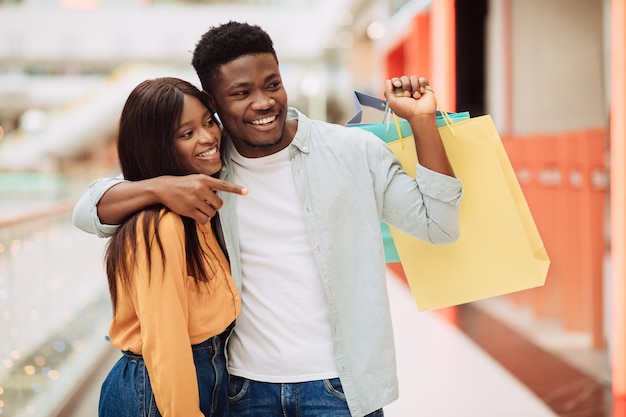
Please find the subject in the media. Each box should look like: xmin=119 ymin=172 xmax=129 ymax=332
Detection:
xmin=226 ymin=142 xmax=338 ymax=383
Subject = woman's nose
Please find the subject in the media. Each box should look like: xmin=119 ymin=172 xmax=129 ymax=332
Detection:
xmin=198 ymin=128 xmax=218 ymax=144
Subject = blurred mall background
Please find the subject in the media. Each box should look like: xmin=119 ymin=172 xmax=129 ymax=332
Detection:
xmin=1 ymin=0 xmax=626 ymax=416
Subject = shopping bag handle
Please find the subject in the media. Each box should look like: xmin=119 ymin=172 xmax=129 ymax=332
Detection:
xmin=346 ymin=90 xmax=454 ymax=132
xmin=421 ymin=88 xmax=455 ymax=131
xmin=390 ymin=88 xmax=456 ymax=149
xmin=346 ymin=90 xmax=452 ymax=125
xmin=346 ymin=90 xmax=467 ymax=149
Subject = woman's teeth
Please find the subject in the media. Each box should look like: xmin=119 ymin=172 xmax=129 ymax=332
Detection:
xmin=197 ymin=148 xmax=217 ymax=157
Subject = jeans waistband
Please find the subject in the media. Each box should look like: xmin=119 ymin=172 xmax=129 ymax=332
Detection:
xmin=121 ymin=320 xmax=235 ymax=359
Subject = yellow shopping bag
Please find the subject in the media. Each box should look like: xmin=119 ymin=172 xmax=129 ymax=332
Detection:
xmin=348 ymin=92 xmax=550 ymax=311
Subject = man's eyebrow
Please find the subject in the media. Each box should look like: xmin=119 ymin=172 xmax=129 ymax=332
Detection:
xmin=228 ymin=73 xmax=281 ymax=90
xmin=265 ymin=72 xmax=281 ymax=83
xmin=228 ymin=81 xmax=253 ymax=90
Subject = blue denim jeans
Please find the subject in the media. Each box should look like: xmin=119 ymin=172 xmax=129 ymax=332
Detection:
xmin=99 ymin=324 xmax=232 ymax=417
xmin=228 ymin=376 xmax=384 ymax=417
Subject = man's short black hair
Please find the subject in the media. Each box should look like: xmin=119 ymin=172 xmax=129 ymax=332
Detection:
xmin=191 ymin=21 xmax=278 ymax=94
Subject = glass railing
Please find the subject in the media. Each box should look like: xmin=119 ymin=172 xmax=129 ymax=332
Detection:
xmin=0 ymin=197 xmax=113 ymax=417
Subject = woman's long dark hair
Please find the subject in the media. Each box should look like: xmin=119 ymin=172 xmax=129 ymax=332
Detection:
xmin=105 ymin=77 xmax=217 ymax=313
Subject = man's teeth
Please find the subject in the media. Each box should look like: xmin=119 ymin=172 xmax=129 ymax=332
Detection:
xmin=251 ymin=115 xmax=276 ymax=125
xmin=198 ymin=149 xmax=217 ymax=157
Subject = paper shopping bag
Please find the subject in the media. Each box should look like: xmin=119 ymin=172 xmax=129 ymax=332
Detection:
xmin=347 ymin=91 xmax=550 ymax=311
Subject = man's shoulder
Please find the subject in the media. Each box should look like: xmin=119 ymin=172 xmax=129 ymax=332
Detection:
xmin=291 ymin=107 xmax=384 ymax=151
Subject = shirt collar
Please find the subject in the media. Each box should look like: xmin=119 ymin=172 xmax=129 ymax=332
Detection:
xmin=222 ymin=107 xmax=308 ymax=175
xmin=287 ymin=108 xmax=309 ymax=155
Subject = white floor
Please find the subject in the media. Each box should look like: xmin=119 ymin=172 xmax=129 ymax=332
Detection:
xmin=384 ymin=269 xmax=558 ymax=417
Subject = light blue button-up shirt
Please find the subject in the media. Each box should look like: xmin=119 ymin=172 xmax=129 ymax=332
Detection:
xmin=219 ymin=109 xmax=462 ymax=416
xmin=73 ymin=108 xmax=462 ymax=417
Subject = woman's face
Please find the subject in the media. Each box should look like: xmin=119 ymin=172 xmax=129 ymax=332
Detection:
xmin=174 ymin=94 xmax=222 ymax=175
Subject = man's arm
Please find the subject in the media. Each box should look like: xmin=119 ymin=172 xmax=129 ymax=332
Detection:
xmin=72 ymin=174 xmax=248 ymax=238
xmin=72 ymin=175 xmax=126 ymax=237
xmin=384 ymin=76 xmax=455 ymax=178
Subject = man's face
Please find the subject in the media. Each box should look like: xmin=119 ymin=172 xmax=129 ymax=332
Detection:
xmin=210 ymin=53 xmax=292 ymax=158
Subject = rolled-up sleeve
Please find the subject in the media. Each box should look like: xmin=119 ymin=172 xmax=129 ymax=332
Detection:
xmin=381 ymin=152 xmax=463 ymax=245
xmin=415 ymin=163 xmax=463 ymax=206
xmin=72 ymin=175 xmax=126 ymax=238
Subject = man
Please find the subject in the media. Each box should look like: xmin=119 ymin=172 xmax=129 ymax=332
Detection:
xmin=73 ymin=21 xmax=462 ymax=417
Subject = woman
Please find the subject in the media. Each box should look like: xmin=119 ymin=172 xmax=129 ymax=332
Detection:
xmin=99 ymin=77 xmax=241 ymax=417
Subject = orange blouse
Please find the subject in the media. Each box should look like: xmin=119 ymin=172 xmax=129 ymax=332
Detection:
xmin=108 ymin=210 xmax=240 ymax=417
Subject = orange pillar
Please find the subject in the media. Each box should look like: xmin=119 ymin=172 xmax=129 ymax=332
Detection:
xmin=501 ymin=137 xmax=532 ymax=307
xmin=430 ymin=0 xmax=456 ymax=111
xmin=578 ymin=129 xmax=608 ymax=347
xmin=404 ymin=14 xmax=431 ymax=77
xmin=558 ymin=133 xmax=584 ymax=330
xmin=430 ymin=0 xmax=457 ymax=323
xmin=532 ymin=135 xmax=561 ymax=319
xmin=385 ymin=43 xmax=406 ymax=82
xmin=384 ymin=13 xmax=429 ymax=86
xmin=611 ymin=0 xmax=626 ymax=399
xmin=502 ymin=0 xmax=513 ymax=136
